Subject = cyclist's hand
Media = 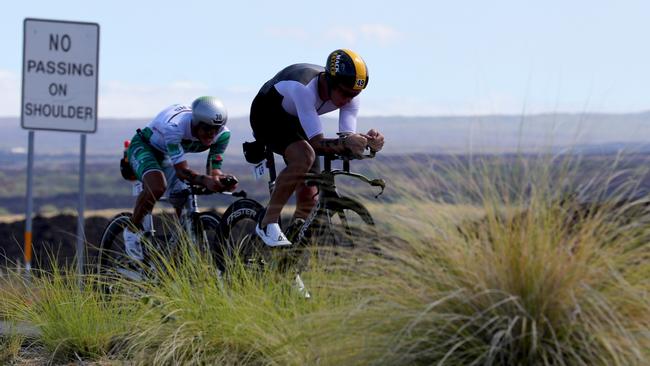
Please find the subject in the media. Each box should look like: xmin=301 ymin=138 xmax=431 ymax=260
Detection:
xmin=202 ymin=175 xmax=223 ymax=192
xmin=362 ymin=129 xmax=384 ymax=152
xmin=218 ymin=175 xmax=239 ymax=192
xmin=342 ymin=133 xmax=368 ymax=157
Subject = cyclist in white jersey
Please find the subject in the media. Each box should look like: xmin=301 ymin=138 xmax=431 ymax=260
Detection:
xmin=250 ymin=49 xmax=384 ymax=246
xmin=123 ymin=96 xmax=238 ymax=260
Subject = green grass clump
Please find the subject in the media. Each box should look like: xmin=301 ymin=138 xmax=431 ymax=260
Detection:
xmin=343 ymin=154 xmax=650 ymax=365
xmin=0 ymin=153 xmax=647 ymax=365
xmin=0 ymin=331 xmax=24 ymax=364
xmin=0 ymin=263 xmax=142 ymax=361
xmin=125 ymin=236 xmax=362 ymax=365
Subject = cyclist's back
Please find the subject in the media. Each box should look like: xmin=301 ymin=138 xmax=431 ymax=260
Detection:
xmin=253 ymin=63 xmax=359 ymax=148
xmin=144 ymin=104 xmax=231 ymax=163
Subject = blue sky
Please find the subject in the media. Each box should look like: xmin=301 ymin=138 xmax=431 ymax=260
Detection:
xmin=1 ymin=0 xmax=649 ymax=118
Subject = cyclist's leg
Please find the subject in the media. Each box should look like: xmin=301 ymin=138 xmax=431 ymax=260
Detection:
xmin=132 ymin=171 xmax=166 ymax=226
xmin=250 ymin=88 xmax=312 ymax=245
xmin=128 ymin=134 xmax=167 ymax=227
xmin=262 ymin=140 xmax=315 ymax=227
xmin=293 ymin=158 xmax=320 ymax=220
xmin=161 ymin=158 xmax=188 ymax=219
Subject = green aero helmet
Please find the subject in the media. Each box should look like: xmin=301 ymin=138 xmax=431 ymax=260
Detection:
xmin=325 ymin=49 xmax=369 ymax=91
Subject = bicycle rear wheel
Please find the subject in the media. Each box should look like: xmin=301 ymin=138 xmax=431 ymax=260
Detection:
xmin=218 ymin=198 xmax=267 ymax=271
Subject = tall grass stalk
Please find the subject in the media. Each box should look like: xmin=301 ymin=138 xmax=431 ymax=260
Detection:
xmin=0 ymin=260 xmax=142 ymax=361
xmin=125 ymin=228 xmax=365 ymax=365
xmin=349 ymin=153 xmax=650 ymax=365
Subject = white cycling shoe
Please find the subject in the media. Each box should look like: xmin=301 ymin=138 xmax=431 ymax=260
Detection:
xmin=255 ymin=223 xmax=292 ymax=247
xmin=123 ymin=227 xmax=144 ymax=261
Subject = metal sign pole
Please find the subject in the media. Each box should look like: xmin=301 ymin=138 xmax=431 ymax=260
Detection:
xmin=24 ymin=130 xmax=35 ymax=273
xmin=76 ymin=134 xmax=86 ymax=276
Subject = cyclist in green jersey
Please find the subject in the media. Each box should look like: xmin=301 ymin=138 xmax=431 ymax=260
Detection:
xmin=123 ymin=96 xmax=238 ymax=260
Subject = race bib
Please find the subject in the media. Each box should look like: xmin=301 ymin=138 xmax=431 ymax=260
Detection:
xmin=253 ymin=162 xmax=265 ymax=180
xmin=132 ymin=181 xmax=143 ymax=196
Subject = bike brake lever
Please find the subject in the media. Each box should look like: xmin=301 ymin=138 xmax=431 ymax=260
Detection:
xmin=232 ymin=190 xmax=247 ymax=198
xmin=220 ymin=190 xmax=248 ymax=198
xmin=370 ymin=178 xmax=386 ymax=198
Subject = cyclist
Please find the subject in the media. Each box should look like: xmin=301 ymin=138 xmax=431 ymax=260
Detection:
xmin=123 ymin=96 xmax=238 ymax=260
xmin=249 ymin=49 xmax=384 ymax=247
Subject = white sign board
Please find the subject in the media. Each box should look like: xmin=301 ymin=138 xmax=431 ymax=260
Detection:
xmin=22 ymin=18 xmax=99 ymax=133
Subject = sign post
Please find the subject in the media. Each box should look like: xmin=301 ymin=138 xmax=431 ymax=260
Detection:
xmin=21 ymin=18 xmax=99 ymax=274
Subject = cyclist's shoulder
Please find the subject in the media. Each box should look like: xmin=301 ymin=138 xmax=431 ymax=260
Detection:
xmin=153 ymin=103 xmax=191 ymax=118
xmin=262 ymin=63 xmax=323 ymax=92
xmin=151 ymin=104 xmax=191 ymax=126
xmin=150 ymin=105 xmax=192 ymax=135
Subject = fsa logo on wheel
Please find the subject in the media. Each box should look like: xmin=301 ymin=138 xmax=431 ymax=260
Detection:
xmin=356 ymin=79 xmax=365 ymax=88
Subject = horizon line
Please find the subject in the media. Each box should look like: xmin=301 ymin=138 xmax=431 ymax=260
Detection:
xmin=1 ymin=109 xmax=649 ymax=120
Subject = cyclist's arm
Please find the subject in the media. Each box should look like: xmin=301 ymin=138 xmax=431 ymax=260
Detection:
xmin=174 ymin=161 xmax=226 ymax=192
xmin=174 ymin=160 xmax=209 ymax=186
xmin=309 ymin=133 xmax=367 ymax=155
xmin=206 ymin=129 xmax=230 ymax=175
xmin=338 ymin=96 xmax=360 ymax=134
xmin=209 ymin=168 xmax=224 ymax=177
xmin=277 ymin=81 xmax=323 ymax=139
xmin=309 ymin=134 xmax=346 ymax=155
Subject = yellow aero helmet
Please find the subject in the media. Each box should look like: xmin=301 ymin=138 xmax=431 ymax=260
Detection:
xmin=325 ymin=49 xmax=369 ymax=91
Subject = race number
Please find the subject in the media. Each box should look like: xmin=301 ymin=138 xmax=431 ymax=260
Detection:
xmin=253 ymin=162 xmax=265 ymax=180
xmin=132 ymin=181 xmax=143 ymax=196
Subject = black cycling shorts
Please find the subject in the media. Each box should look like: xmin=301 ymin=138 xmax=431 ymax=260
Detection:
xmin=250 ymin=87 xmax=319 ymax=173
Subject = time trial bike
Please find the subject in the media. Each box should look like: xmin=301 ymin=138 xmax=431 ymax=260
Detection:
xmin=219 ymin=142 xmax=386 ymax=273
xmin=95 ymin=178 xmax=245 ymax=282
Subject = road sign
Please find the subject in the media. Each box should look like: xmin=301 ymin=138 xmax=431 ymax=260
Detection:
xmin=21 ymin=18 xmax=99 ymax=133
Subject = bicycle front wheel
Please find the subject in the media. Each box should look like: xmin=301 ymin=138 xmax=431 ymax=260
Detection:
xmin=319 ymin=196 xmax=376 ymax=250
xmin=192 ymin=211 xmax=221 ymax=259
xmin=95 ymin=212 xmax=144 ymax=283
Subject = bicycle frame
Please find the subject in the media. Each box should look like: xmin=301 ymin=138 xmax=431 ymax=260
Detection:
xmin=262 ymin=149 xmax=385 ymax=247
xmin=298 ymin=154 xmax=385 ymax=246
xmin=132 ymin=181 xmax=244 ymax=247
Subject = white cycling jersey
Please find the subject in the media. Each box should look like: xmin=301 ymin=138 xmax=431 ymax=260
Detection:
xmin=146 ymin=104 xmax=230 ymax=165
xmin=261 ymin=63 xmax=360 ymax=139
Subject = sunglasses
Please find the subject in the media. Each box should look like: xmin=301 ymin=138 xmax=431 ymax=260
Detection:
xmin=336 ymin=85 xmax=361 ymax=99
xmin=199 ymin=124 xmax=222 ymax=134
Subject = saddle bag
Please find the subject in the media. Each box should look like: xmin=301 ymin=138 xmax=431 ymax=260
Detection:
xmin=242 ymin=140 xmax=266 ymax=164
xmin=120 ymin=140 xmax=137 ymax=181
xmin=120 ymin=155 xmax=136 ymax=181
